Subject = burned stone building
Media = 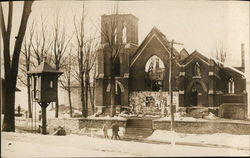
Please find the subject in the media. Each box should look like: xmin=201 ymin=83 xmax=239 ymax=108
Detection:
xmin=95 ymin=14 xmax=247 ymax=119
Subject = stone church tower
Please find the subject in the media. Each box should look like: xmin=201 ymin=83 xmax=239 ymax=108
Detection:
xmin=95 ymin=14 xmax=139 ymax=113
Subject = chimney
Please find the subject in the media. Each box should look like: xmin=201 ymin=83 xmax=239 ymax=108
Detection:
xmin=241 ymin=43 xmax=245 ymax=72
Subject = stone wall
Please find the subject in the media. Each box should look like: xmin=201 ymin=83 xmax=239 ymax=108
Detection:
xmin=78 ymin=118 xmax=127 ymax=129
xmin=48 ymin=118 xmax=80 ymax=134
xmin=48 ymin=117 xmax=127 ymax=134
xmin=153 ymin=120 xmax=250 ymax=135
xmin=218 ymin=103 xmax=247 ymax=120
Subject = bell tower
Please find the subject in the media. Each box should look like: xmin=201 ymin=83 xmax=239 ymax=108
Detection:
xmin=101 ymin=14 xmax=139 ymax=46
xmin=95 ymin=14 xmax=139 ymax=115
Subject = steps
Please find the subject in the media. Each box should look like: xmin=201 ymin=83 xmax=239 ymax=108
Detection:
xmin=126 ymin=118 xmax=153 ymax=128
xmin=124 ymin=118 xmax=154 ymax=140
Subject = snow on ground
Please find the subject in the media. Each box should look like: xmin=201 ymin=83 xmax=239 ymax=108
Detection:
xmin=156 ymin=116 xmax=199 ymax=121
xmin=148 ymin=130 xmax=250 ymax=149
xmin=2 ymin=132 xmax=249 ymax=157
xmin=87 ymin=115 xmax=127 ymax=121
xmin=74 ymin=127 xmax=126 ymax=138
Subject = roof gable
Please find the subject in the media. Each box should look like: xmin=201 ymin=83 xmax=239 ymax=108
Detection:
xmin=179 ymin=48 xmax=189 ymax=61
xmin=181 ymin=50 xmax=210 ymax=65
xmin=130 ymin=27 xmax=179 ymax=67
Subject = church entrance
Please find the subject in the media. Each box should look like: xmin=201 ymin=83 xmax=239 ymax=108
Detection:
xmin=188 ymin=82 xmax=204 ymax=107
xmin=190 ymin=89 xmax=198 ymax=106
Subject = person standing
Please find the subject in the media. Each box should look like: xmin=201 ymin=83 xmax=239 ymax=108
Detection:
xmin=102 ymin=122 xmax=109 ymax=139
xmin=111 ymin=122 xmax=120 ymax=140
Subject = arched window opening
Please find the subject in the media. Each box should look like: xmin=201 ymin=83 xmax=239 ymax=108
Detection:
xmin=228 ymin=78 xmax=234 ymax=94
xmin=114 ymin=56 xmax=120 ymax=76
xmin=145 ymin=55 xmax=165 ymax=91
xmin=115 ymin=82 xmax=122 ymax=105
xmin=104 ymin=23 xmax=109 ymax=43
xmin=122 ymin=25 xmax=127 ymax=44
xmin=193 ymin=62 xmax=201 ymax=76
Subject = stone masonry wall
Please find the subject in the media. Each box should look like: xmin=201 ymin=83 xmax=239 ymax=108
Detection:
xmin=153 ymin=120 xmax=250 ymax=135
xmin=48 ymin=118 xmax=127 ymax=134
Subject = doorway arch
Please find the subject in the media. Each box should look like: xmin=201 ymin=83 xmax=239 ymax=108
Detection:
xmin=106 ymin=80 xmax=125 ymax=106
xmin=186 ymin=81 xmax=207 ymax=107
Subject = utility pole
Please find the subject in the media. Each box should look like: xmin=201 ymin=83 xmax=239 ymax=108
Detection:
xmin=169 ymin=40 xmax=183 ymax=145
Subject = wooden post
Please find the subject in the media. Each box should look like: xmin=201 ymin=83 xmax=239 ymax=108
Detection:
xmin=169 ymin=40 xmax=175 ymax=133
xmin=40 ymin=102 xmax=49 ymax=135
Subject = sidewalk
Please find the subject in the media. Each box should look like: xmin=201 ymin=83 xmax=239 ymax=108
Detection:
xmin=146 ymin=130 xmax=250 ymax=151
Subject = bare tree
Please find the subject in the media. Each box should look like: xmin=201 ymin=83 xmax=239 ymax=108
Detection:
xmin=73 ymin=3 xmax=98 ymax=117
xmin=31 ymin=16 xmax=52 ymax=65
xmin=0 ymin=1 xmax=34 ymax=131
xmin=59 ymin=50 xmax=74 ymax=117
xmin=73 ymin=4 xmax=87 ymax=117
xmin=18 ymin=21 xmax=35 ymax=118
xmin=100 ymin=4 xmax=124 ymax=116
xmin=51 ymin=12 xmax=73 ymax=118
xmin=215 ymin=42 xmax=227 ymax=63
xmin=89 ymin=61 xmax=97 ymax=114
xmin=83 ymin=35 xmax=98 ymax=115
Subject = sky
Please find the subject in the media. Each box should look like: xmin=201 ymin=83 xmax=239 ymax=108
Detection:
xmin=1 ymin=0 xmax=249 ymax=108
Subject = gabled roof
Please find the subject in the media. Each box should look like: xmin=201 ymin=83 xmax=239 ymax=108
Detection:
xmin=130 ymin=27 xmax=179 ymax=67
xmin=27 ymin=61 xmax=63 ymax=74
xmin=181 ymin=50 xmax=210 ymax=65
xmin=179 ymin=48 xmax=189 ymax=61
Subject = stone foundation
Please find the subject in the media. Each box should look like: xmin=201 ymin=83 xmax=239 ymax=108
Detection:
xmin=153 ymin=119 xmax=250 ymax=135
xmin=48 ymin=117 xmax=127 ymax=134
xmin=218 ymin=103 xmax=247 ymax=120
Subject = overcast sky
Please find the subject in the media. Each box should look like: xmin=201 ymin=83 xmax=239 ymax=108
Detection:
xmin=1 ymin=0 xmax=249 ymax=108
xmin=2 ymin=1 xmax=249 ymax=65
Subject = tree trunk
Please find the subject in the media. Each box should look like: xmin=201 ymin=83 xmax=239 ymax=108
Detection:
xmin=89 ymin=84 xmax=95 ymax=114
xmin=55 ymin=95 xmax=59 ymax=118
xmin=85 ymin=71 xmax=89 ymax=116
xmin=110 ymin=81 xmax=116 ymax=117
xmin=80 ymin=76 xmax=86 ymax=117
xmin=68 ymin=89 xmax=72 ymax=117
xmin=1 ymin=1 xmax=34 ymax=131
xmin=27 ymin=76 xmax=32 ymax=118
xmin=67 ymin=78 xmax=72 ymax=117
xmin=110 ymin=54 xmax=115 ymax=117
xmin=2 ymin=82 xmax=15 ymax=131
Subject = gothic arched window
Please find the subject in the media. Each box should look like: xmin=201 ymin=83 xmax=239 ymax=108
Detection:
xmin=228 ymin=78 xmax=235 ymax=94
xmin=193 ymin=62 xmax=201 ymax=76
xmin=104 ymin=23 xmax=109 ymax=43
xmin=145 ymin=56 xmax=165 ymax=91
xmin=122 ymin=25 xmax=127 ymax=44
xmin=114 ymin=56 xmax=120 ymax=76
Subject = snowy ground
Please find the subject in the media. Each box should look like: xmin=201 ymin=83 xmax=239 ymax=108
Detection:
xmin=2 ymin=132 xmax=250 ymax=157
xmin=148 ymin=130 xmax=250 ymax=150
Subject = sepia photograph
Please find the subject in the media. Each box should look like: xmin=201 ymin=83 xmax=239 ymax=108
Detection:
xmin=1 ymin=0 xmax=250 ymax=157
